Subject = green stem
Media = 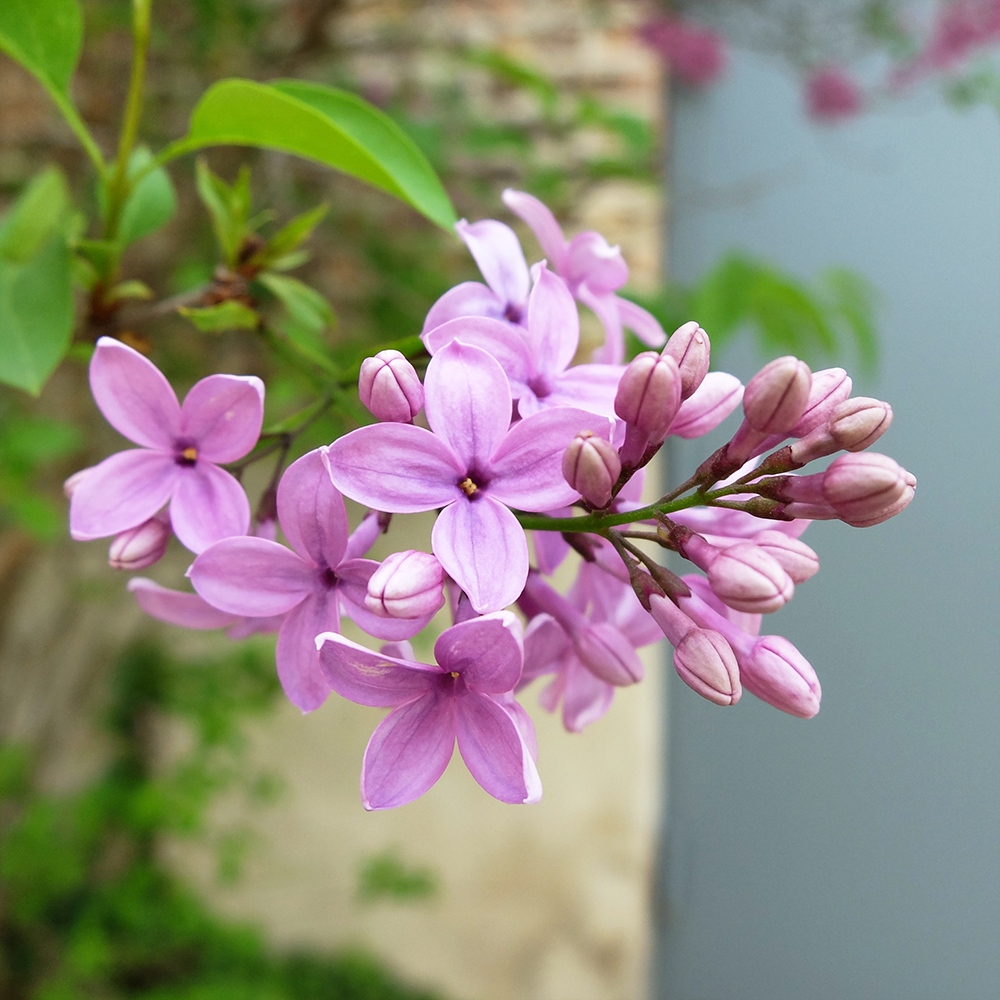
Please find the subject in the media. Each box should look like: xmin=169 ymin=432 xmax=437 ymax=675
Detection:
xmin=103 ymin=0 xmax=153 ymax=244
xmin=49 ymin=89 xmax=107 ymax=175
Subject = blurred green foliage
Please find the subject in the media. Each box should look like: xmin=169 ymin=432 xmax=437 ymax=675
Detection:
xmin=0 ymin=640 xmax=441 ymax=1000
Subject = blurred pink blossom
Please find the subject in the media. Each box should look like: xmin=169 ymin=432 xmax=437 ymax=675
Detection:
xmin=638 ymin=15 xmax=727 ymax=87
xmin=805 ymin=66 xmax=865 ymax=123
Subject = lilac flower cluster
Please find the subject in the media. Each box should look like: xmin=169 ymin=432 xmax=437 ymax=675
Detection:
xmin=67 ymin=190 xmax=915 ymax=810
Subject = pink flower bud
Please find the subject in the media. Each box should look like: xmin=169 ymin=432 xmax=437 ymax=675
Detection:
xmin=829 ymin=397 xmax=893 ymax=452
xmin=574 ymin=623 xmax=644 ymax=686
xmin=614 ymin=351 xmax=682 ymax=442
xmin=562 ymin=430 xmax=621 ymax=507
xmin=663 ymin=321 xmax=710 ymax=400
xmin=841 ymin=483 xmax=915 ymax=528
xmin=740 ymin=635 xmax=821 ymax=718
xmin=822 ymin=452 xmax=910 ymax=522
xmin=789 ymin=367 xmax=852 ymax=438
xmin=753 ymin=530 xmax=820 ymax=584
xmin=358 ymin=349 xmax=424 ymax=422
xmin=365 ymin=550 xmax=445 ymax=619
xmin=706 ymin=542 xmax=794 ymax=614
xmin=743 ymin=356 xmax=812 ymax=434
xmin=673 ymin=628 xmax=741 ymax=706
xmin=108 ymin=513 xmax=171 ymax=571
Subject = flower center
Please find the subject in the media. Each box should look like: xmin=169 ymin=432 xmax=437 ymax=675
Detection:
xmin=450 ymin=671 xmax=460 ymax=679
xmin=176 ymin=446 xmax=198 ymax=467
xmin=504 ymin=301 xmax=523 ymax=324
xmin=458 ymin=477 xmax=478 ymax=497
xmin=321 ymin=568 xmax=339 ymax=588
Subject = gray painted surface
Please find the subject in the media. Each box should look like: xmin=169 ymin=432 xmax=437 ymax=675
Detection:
xmin=656 ymin=52 xmax=1000 ymax=999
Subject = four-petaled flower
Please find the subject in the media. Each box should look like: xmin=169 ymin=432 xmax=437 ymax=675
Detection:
xmin=318 ymin=611 xmax=541 ymax=809
xmin=69 ymin=337 xmax=263 ymax=553
xmin=326 ymin=340 xmax=612 ymax=613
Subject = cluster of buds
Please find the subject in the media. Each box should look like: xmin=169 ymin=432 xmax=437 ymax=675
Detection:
xmin=67 ymin=188 xmax=914 ymax=811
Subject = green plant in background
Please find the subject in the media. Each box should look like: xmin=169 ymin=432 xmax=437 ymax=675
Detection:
xmin=0 ymin=640 xmax=441 ymax=1000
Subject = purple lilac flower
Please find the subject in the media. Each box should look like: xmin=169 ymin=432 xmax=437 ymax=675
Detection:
xmin=423 ymin=263 xmax=623 ymax=419
xmin=189 ymin=449 xmax=432 ymax=713
xmin=422 ymin=219 xmax=531 ymax=334
xmin=317 ymin=612 xmax=541 ymax=809
xmin=326 ymin=340 xmax=612 ymax=613
xmin=501 ymin=189 xmax=667 ymax=362
xmin=69 ymin=337 xmax=263 ymax=553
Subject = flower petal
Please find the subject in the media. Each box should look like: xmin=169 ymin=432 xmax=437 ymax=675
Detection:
xmin=423 ymin=316 xmax=533 ymax=393
xmin=501 ymin=189 xmax=567 ymax=272
xmin=527 ymin=264 xmax=579 ymax=376
xmin=532 ymin=527 xmax=570 ymax=576
xmin=189 ymin=536 xmax=315 ymax=616
xmin=433 ymin=611 xmax=524 ymax=693
xmin=546 ymin=364 xmax=624 ymax=419
xmin=421 ymin=281 xmax=507 ymax=337
xmin=577 ymin=284 xmax=625 ymax=364
xmin=180 ymin=374 xmax=264 ymax=463
xmin=275 ymin=591 xmax=338 ymax=713
xmin=488 ymin=407 xmax=613 ymax=510
xmin=325 ymin=423 xmax=461 ymax=513
xmin=317 ymin=632 xmax=440 ymax=707
xmin=565 ymin=231 xmax=629 ymax=293
xmin=455 ymin=219 xmax=530 ymax=307
xmin=456 ymin=691 xmax=542 ymax=804
xmin=127 ymin=578 xmax=242 ymax=630
xmin=361 ymin=690 xmax=456 ymax=809
xmin=521 ymin=613 xmax=570 ymax=683
xmin=170 ymin=463 xmax=251 ymax=553
xmin=668 ymin=371 xmax=744 ymax=438
xmin=561 ymin=656 xmax=615 ymax=732
xmin=343 ymin=511 xmax=382 ymax=561
xmin=276 ymin=448 xmax=348 ymax=567
xmin=423 ymin=341 xmax=512 ymax=471
xmin=616 ymin=296 xmax=667 ymax=347
xmin=431 ymin=497 xmax=528 ymax=614
xmin=69 ymin=450 xmax=179 ymax=541
xmin=89 ymin=337 xmax=181 ymax=449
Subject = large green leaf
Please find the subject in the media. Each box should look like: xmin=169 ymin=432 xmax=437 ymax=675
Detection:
xmin=0 ymin=0 xmax=83 ymax=97
xmin=118 ymin=147 xmax=177 ymax=248
xmin=0 ymin=169 xmax=73 ymax=394
xmin=175 ymin=79 xmax=456 ymax=230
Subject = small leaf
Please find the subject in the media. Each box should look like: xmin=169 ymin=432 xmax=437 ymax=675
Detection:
xmin=105 ymin=279 xmax=153 ymax=304
xmin=254 ymin=202 xmax=328 ymax=267
xmin=176 ymin=79 xmax=456 ymax=230
xmin=195 ymin=159 xmax=250 ymax=267
xmin=117 ymin=147 xmax=177 ymax=248
xmin=257 ymin=272 xmax=334 ymax=333
xmin=0 ymin=167 xmax=69 ymax=263
xmin=179 ymin=300 xmax=258 ymax=332
xmin=0 ymin=174 xmax=73 ymax=394
xmin=0 ymin=0 xmax=83 ymax=98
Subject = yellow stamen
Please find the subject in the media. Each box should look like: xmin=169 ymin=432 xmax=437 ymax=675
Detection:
xmin=450 ymin=671 xmax=460 ymax=679
xmin=181 ymin=446 xmax=198 ymax=462
xmin=459 ymin=477 xmax=478 ymax=497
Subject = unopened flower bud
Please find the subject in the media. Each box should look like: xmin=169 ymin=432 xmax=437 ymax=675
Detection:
xmin=790 ymin=367 xmax=852 ymax=437
xmin=108 ymin=513 xmax=171 ymax=571
xmin=614 ymin=351 xmax=682 ymax=442
xmin=574 ymin=623 xmax=644 ymax=686
xmin=667 ymin=372 xmax=744 ymax=439
xmin=841 ymin=482 xmax=915 ymax=528
xmin=562 ymin=430 xmax=621 ymax=508
xmin=673 ymin=629 xmax=741 ymax=706
xmin=743 ymin=356 xmax=812 ymax=433
xmin=365 ymin=550 xmax=445 ymax=619
xmin=829 ymin=397 xmax=893 ymax=452
xmin=753 ymin=530 xmax=820 ymax=584
xmin=740 ymin=635 xmax=821 ymax=719
xmin=706 ymin=542 xmax=794 ymax=614
xmin=822 ymin=452 xmax=909 ymax=522
xmin=358 ymin=349 xmax=424 ymax=422
xmin=663 ymin=321 xmax=711 ymax=400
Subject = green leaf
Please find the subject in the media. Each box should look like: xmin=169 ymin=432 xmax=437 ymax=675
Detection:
xmin=117 ymin=147 xmax=177 ymax=248
xmin=105 ymin=279 xmax=153 ymax=304
xmin=689 ymin=253 xmax=758 ymax=347
xmin=178 ymin=301 xmax=258 ymax=332
xmin=175 ymin=79 xmax=456 ymax=230
xmin=0 ymin=0 xmax=83 ymax=98
xmin=0 ymin=166 xmax=69 ymax=263
xmin=254 ymin=202 xmax=328 ymax=267
xmin=822 ymin=268 xmax=879 ymax=373
xmin=0 ymin=172 xmax=73 ymax=394
xmin=195 ymin=159 xmax=251 ymax=267
xmin=257 ymin=272 xmax=334 ymax=333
